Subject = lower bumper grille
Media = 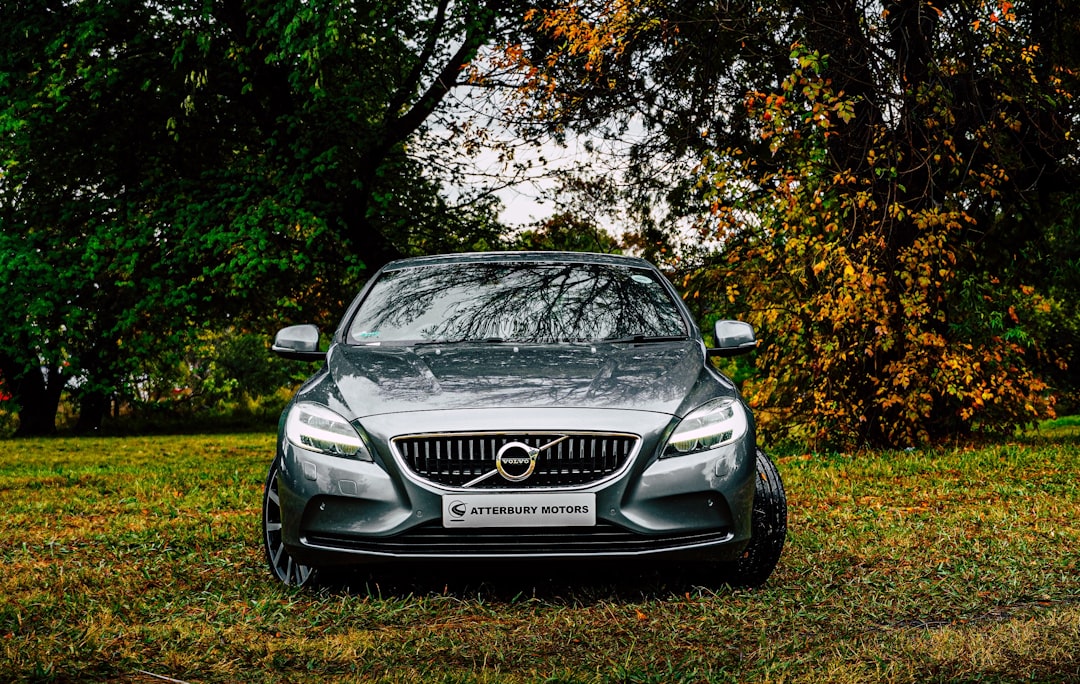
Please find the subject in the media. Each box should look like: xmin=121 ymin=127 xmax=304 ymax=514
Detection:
xmin=306 ymin=523 xmax=733 ymax=556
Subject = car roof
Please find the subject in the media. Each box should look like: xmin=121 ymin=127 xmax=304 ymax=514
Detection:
xmin=381 ymin=251 xmax=656 ymax=271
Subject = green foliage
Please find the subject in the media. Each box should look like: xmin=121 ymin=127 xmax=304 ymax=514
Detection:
xmin=128 ymin=329 xmax=305 ymax=406
xmin=0 ymin=0 xmax=520 ymax=433
xmin=508 ymin=170 xmax=629 ymax=254
xmin=0 ymin=403 xmax=16 ymax=437
xmin=0 ymin=432 xmax=1077 ymax=680
xmin=689 ymin=8 xmax=1078 ymax=448
xmin=512 ymin=211 xmax=623 ymax=252
xmin=684 ymin=41 xmax=1062 ymax=447
xmin=514 ymin=0 xmax=1080 ymax=448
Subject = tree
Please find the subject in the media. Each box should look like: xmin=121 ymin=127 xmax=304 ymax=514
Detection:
xmin=509 ymin=170 xmax=626 ymax=252
xmin=510 ymin=0 xmax=1080 ymax=447
xmin=0 ymin=0 xmax=523 ymax=434
xmin=513 ymin=211 xmax=622 ymax=253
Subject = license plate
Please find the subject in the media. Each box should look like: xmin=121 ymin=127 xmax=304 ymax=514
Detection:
xmin=441 ymin=493 xmax=596 ymax=528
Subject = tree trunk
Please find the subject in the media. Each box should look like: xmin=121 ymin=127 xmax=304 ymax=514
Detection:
xmin=75 ymin=390 xmax=111 ymax=434
xmin=73 ymin=335 xmax=124 ymax=434
xmin=73 ymin=389 xmax=109 ymax=432
xmin=3 ymin=360 xmax=65 ymax=437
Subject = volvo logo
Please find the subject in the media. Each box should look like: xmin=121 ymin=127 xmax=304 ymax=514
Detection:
xmin=495 ymin=442 xmax=539 ymax=482
xmin=462 ymin=435 xmax=570 ymax=487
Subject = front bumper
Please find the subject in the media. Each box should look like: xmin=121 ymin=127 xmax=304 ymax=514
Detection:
xmin=275 ymin=407 xmax=757 ymax=566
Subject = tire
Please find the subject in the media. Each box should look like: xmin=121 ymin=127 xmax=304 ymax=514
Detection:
xmin=729 ymin=449 xmax=787 ymax=587
xmin=262 ymin=457 xmax=319 ymax=587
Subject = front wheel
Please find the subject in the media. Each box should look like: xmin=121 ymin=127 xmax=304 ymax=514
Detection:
xmin=728 ymin=449 xmax=787 ymax=587
xmin=262 ymin=457 xmax=319 ymax=587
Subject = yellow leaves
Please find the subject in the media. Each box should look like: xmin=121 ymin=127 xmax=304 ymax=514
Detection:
xmin=519 ymin=1 xmax=638 ymax=89
xmin=831 ymin=170 xmax=856 ymax=185
xmin=683 ymin=39 xmax=1060 ymax=449
xmin=832 ymin=98 xmax=856 ymax=124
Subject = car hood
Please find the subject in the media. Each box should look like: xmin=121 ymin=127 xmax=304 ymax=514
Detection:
xmin=317 ymin=341 xmax=730 ymax=419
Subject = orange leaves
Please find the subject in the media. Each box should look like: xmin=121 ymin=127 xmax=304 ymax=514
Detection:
xmin=973 ymin=0 xmax=1016 ymax=32
xmin=696 ymin=153 xmax=1055 ymax=448
xmin=679 ymin=22 xmax=1065 ymax=449
xmin=503 ymin=1 xmax=648 ymax=116
xmin=743 ymin=52 xmax=858 ymax=153
xmin=524 ymin=1 xmax=636 ymax=75
xmin=832 ymin=98 xmax=856 ymax=124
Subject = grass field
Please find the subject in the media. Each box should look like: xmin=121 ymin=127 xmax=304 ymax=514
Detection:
xmin=1 ymin=426 xmax=1078 ymax=683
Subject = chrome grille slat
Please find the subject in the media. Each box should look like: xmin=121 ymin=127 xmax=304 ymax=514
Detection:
xmin=393 ymin=432 xmax=638 ymax=489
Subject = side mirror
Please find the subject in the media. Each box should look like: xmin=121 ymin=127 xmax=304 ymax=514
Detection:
xmin=706 ymin=320 xmax=757 ymax=358
xmin=271 ymin=324 xmax=325 ymax=361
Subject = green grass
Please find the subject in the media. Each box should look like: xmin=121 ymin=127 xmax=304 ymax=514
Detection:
xmin=1 ymin=432 xmax=1078 ymax=683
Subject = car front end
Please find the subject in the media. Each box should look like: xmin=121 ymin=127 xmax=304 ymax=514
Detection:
xmin=263 ymin=252 xmax=784 ymax=587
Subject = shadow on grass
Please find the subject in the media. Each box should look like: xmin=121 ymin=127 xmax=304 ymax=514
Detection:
xmin=309 ymin=559 xmax=744 ymax=604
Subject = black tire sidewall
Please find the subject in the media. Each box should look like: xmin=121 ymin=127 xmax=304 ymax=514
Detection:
xmin=732 ymin=449 xmax=788 ymax=587
xmin=261 ymin=456 xmax=318 ymax=586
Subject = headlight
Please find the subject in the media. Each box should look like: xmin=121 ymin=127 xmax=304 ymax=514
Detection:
xmin=662 ymin=398 xmax=748 ymax=458
xmin=285 ymin=402 xmax=372 ymax=461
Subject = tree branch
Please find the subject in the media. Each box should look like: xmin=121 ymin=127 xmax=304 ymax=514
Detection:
xmin=382 ymin=2 xmax=501 ymax=148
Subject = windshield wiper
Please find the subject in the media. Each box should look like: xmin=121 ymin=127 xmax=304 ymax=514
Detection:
xmin=600 ymin=334 xmax=689 ymax=344
xmin=411 ymin=337 xmax=507 ymax=346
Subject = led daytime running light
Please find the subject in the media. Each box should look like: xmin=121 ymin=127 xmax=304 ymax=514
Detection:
xmin=664 ymin=399 xmax=747 ymax=457
xmin=286 ymin=403 xmax=369 ymax=460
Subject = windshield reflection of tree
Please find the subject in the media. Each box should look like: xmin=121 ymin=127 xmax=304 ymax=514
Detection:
xmin=352 ymin=263 xmax=686 ymax=343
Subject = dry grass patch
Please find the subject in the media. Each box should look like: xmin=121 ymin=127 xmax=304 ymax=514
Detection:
xmin=0 ymin=430 xmax=1077 ymax=682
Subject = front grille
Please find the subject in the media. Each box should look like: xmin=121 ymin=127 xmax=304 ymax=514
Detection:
xmin=393 ymin=432 xmax=638 ymax=488
xmin=307 ymin=522 xmax=733 ymax=556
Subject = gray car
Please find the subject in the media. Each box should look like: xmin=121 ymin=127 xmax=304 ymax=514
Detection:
xmin=263 ymin=251 xmax=786 ymax=587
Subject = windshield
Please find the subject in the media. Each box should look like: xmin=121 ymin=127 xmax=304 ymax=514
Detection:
xmin=346 ymin=261 xmax=688 ymax=345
